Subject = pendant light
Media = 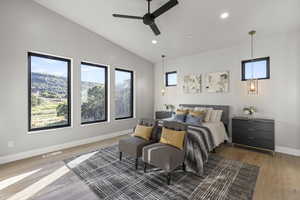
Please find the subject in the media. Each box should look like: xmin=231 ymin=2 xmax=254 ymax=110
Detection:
xmin=161 ymin=55 xmax=166 ymax=96
xmin=247 ymin=30 xmax=259 ymax=95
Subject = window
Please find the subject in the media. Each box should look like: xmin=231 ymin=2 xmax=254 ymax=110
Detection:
xmin=166 ymin=71 xmax=177 ymax=86
xmin=115 ymin=69 xmax=134 ymax=120
xmin=242 ymin=57 xmax=270 ymax=81
xmin=81 ymin=62 xmax=108 ymax=124
xmin=28 ymin=52 xmax=71 ymax=131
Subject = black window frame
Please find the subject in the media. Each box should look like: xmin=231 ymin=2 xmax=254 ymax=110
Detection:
xmin=28 ymin=52 xmax=72 ymax=132
xmin=241 ymin=57 xmax=270 ymax=81
xmin=80 ymin=62 xmax=108 ymax=125
xmin=165 ymin=71 xmax=177 ymax=87
xmin=115 ymin=68 xmax=134 ymax=120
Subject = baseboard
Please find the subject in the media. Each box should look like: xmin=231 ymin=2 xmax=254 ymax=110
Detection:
xmin=0 ymin=129 xmax=132 ymax=165
xmin=276 ymin=146 xmax=300 ymax=157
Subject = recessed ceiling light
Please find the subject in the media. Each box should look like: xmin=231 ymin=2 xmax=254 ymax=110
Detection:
xmin=152 ymin=40 xmax=157 ymax=44
xmin=220 ymin=12 xmax=229 ymax=19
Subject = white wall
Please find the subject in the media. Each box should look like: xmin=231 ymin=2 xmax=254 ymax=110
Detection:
xmin=0 ymin=0 xmax=154 ymax=157
xmin=154 ymin=30 xmax=300 ymax=150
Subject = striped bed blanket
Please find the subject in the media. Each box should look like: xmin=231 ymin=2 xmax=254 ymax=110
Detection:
xmin=158 ymin=120 xmax=217 ymax=176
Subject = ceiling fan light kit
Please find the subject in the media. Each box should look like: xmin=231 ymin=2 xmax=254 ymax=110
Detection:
xmin=113 ymin=0 xmax=179 ymax=36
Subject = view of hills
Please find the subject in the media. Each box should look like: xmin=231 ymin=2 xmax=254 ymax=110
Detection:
xmin=30 ymin=72 xmax=131 ymax=128
xmin=31 ymin=72 xmax=101 ymax=98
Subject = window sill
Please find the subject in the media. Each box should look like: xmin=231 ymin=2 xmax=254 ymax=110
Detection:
xmin=115 ymin=117 xmax=136 ymax=121
xmin=80 ymin=120 xmax=110 ymax=127
xmin=27 ymin=126 xmax=73 ymax=135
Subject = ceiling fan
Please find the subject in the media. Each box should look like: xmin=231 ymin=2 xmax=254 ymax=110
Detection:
xmin=113 ymin=0 xmax=179 ymax=36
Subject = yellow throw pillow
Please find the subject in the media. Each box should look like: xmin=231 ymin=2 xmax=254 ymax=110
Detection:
xmin=132 ymin=125 xmax=153 ymax=141
xmin=176 ymin=109 xmax=188 ymax=115
xmin=189 ymin=110 xmax=206 ymax=117
xmin=160 ymin=127 xmax=186 ymax=150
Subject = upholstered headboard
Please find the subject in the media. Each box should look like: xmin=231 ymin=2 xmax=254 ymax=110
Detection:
xmin=179 ymin=104 xmax=230 ymax=132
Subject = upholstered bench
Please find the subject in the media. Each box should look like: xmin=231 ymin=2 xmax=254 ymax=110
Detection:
xmin=142 ymin=121 xmax=187 ymax=185
xmin=118 ymin=119 xmax=161 ymax=170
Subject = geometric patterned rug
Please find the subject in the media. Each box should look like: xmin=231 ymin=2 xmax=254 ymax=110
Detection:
xmin=64 ymin=145 xmax=259 ymax=200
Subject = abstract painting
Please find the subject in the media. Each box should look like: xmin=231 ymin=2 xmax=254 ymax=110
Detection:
xmin=182 ymin=74 xmax=202 ymax=94
xmin=204 ymin=71 xmax=229 ymax=93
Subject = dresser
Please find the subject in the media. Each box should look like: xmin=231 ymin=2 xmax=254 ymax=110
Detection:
xmin=232 ymin=117 xmax=275 ymax=154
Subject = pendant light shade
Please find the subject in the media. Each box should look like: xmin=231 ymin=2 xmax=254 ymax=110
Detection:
xmin=247 ymin=30 xmax=259 ymax=96
xmin=248 ymin=79 xmax=258 ymax=95
xmin=161 ymin=55 xmax=166 ymax=96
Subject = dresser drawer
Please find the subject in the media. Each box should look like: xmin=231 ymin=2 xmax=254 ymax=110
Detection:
xmin=232 ymin=117 xmax=275 ymax=151
xmin=233 ymin=134 xmax=274 ymax=150
xmin=232 ymin=128 xmax=274 ymax=140
xmin=233 ymin=119 xmax=274 ymax=132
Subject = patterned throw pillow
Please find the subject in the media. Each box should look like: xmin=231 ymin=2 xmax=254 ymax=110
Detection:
xmin=185 ymin=114 xmax=204 ymax=125
xmin=173 ymin=109 xmax=188 ymax=122
xmin=189 ymin=110 xmax=206 ymax=117
xmin=160 ymin=127 xmax=186 ymax=150
xmin=180 ymin=106 xmax=192 ymax=110
xmin=176 ymin=109 xmax=189 ymax=115
xmin=185 ymin=110 xmax=205 ymax=125
xmin=194 ymin=107 xmax=213 ymax=122
xmin=132 ymin=125 xmax=153 ymax=141
xmin=173 ymin=114 xmax=186 ymax=122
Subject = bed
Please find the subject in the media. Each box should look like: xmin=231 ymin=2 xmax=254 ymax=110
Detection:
xmin=159 ymin=104 xmax=230 ymax=175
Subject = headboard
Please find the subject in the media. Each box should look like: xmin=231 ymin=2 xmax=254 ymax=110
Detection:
xmin=179 ymin=104 xmax=230 ymax=132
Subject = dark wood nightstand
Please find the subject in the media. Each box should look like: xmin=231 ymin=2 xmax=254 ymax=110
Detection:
xmin=232 ymin=116 xmax=275 ymax=155
xmin=155 ymin=111 xmax=173 ymax=119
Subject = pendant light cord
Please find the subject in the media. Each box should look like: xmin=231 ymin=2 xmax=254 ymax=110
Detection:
xmin=251 ymin=32 xmax=254 ymax=59
xmin=249 ymin=30 xmax=256 ymax=79
xmin=162 ymin=55 xmax=165 ymax=80
xmin=162 ymin=55 xmax=166 ymax=90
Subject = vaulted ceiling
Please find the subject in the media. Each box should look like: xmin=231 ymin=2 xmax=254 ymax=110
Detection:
xmin=34 ymin=0 xmax=300 ymax=63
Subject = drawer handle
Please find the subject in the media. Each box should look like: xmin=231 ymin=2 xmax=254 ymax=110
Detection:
xmin=248 ymin=128 xmax=256 ymax=131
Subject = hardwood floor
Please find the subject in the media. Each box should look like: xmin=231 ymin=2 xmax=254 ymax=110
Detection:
xmin=217 ymin=145 xmax=300 ymax=200
xmin=0 ymin=136 xmax=299 ymax=200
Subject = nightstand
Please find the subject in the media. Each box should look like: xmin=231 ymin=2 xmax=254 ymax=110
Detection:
xmin=232 ymin=117 xmax=275 ymax=155
xmin=155 ymin=111 xmax=173 ymax=119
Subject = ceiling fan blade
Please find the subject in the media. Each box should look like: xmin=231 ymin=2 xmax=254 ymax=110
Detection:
xmin=112 ymin=14 xmax=143 ymax=20
xmin=150 ymin=23 xmax=161 ymax=36
xmin=152 ymin=0 xmax=178 ymax=18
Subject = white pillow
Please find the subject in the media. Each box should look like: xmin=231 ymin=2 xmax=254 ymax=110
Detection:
xmin=209 ymin=110 xmax=223 ymax=122
xmin=205 ymin=109 xmax=213 ymax=122
xmin=216 ymin=110 xmax=223 ymax=122
xmin=194 ymin=107 xmax=213 ymax=122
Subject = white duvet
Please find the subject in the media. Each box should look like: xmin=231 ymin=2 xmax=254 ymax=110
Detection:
xmin=160 ymin=119 xmax=229 ymax=147
xmin=202 ymin=121 xmax=228 ymax=147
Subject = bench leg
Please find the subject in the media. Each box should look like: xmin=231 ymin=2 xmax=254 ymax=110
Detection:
xmin=167 ymin=173 xmax=171 ymax=185
xmin=135 ymin=158 xmax=138 ymax=170
xmin=182 ymin=162 xmax=186 ymax=172
xmin=144 ymin=162 xmax=147 ymax=173
xmin=119 ymin=152 xmax=122 ymax=161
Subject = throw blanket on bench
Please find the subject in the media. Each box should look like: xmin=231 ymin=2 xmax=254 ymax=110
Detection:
xmin=185 ymin=125 xmax=215 ymax=176
xmin=158 ymin=121 xmax=216 ymax=176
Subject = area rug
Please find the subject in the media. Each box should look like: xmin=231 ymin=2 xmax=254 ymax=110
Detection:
xmin=64 ymin=145 xmax=259 ymax=200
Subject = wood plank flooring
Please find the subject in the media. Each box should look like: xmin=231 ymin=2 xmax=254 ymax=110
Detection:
xmin=0 ymin=135 xmax=299 ymax=200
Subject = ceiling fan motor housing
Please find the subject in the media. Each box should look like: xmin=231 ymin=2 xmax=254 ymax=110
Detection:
xmin=143 ymin=13 xmax=155 ymax=25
